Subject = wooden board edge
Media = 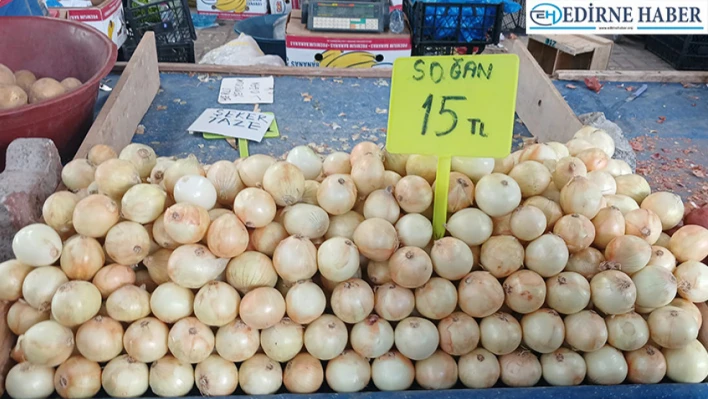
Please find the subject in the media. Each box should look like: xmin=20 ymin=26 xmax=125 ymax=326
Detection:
xmin=554 ymin=69 xmax=708 ymax=83
xmin=0 ymin=301 xmax=16 ymax=397
xmin=73 ymin=32 xmax=161 ymax=160
xmin=112 ymin=62 xmax=393 ymax=78
xmin=508 ymin=38 xmax=584 ymax=143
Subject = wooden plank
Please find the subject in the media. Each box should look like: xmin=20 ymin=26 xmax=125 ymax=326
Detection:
xmin=554 ymin=69 xmax=708 ymax=83
xmin=113 ymin=62 xmax=394 ymax=78
xmin=0 ymin=301 xmax=15 ymax=397
xmin=589 ymin=41 xmax=613 ymax=70
xmin=508 ymin=38 xmax=583 ymax=143
xmin=74 ymin=32 xmax=160 ymax=159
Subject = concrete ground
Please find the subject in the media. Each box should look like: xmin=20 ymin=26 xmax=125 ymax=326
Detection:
xmin=193 ymin=20 xmax=674 ymax=71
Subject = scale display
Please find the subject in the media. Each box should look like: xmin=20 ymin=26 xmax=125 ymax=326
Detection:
xmin=303 ymin=0 xmax=388 ymax=32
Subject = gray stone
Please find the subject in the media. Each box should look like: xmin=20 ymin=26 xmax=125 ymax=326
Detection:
xmin=578 ymin=112 xmax=637 ymax=172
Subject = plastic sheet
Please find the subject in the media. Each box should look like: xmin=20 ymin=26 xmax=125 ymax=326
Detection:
xmin=199 ymin=33 xmax=286 ymax=67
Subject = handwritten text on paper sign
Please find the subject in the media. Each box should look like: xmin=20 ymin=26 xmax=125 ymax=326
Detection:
xmin=187 ymin=108 xmax=275 ymax=142
xmin=218 ymin=77 xmax=275 ymax=105
xmin=386 ymin=55 xmax=519 ymax=158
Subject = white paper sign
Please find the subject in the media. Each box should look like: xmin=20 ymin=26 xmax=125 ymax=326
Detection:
xmin=187 ymin=108 xmax=275 ymax=142
xmin=218 ymin=77 xmax=274 ymax=104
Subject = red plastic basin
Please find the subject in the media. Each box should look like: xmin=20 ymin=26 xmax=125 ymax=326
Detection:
xmin=0 ymin=17 xmax=117 ymax=171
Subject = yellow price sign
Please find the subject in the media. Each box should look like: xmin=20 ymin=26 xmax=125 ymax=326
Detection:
xmin=386 ymin=54 xmax=519 ymax=238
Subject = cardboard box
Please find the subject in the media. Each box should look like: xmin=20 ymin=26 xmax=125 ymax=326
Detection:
xmin=49 ymin=0 xmax=127 ymax=47
xmin=196 ymin=0 xmax=267 ymax=20
xmin=285 ymin=10 xmax=411 ymax=68
xmin=269 ymin=0 xmax=291 ymax=14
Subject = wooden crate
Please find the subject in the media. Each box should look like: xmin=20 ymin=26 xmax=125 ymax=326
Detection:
xmin=527 ymin=34 xmax=613 ymax=75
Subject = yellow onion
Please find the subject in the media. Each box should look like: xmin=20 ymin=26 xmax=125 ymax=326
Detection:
xmin=163 ymin=203 xmax=211 ymax=244
xmin=546 ymin=142 xmax=570 ymax=159
xmin=206 ymin=160 xmax=244 ymax=206
xmin=605 ymin=235 xmax=652 ymax=274
xmin=458 ymin=271 xmax=504 ymax=318
xmin=149 ymin=157 xmax=176 ymax=188
xmin=22 ymin=266 xmax=68 ymax=311
xmin=50 ymin=281 xmax=101 ymax=327
xmin=632 ymin=265 xmax=677 ymax=309
xmin=553 ymin=157 xmax=587 ymax=190
xmin=324 ymin=152 xmax=352 ymax=176
xmin=669 ymin=225 xmax=708 ymax=262
xmin=350 ymin=141 xmax=382 ymax=165
xmin=0 ymin=260 xmax=29 ymax=302
xmin=286 ymin=145 xmax=322 ymax=180
xmin=546 ymin=272 xmax=590 ymax=315
xmin=576 ymin=148 xmax=608 ymax=172
xmin=5 ymin=363 xmax=55 ymax=399
xmin=7 ymin=299 xmax=49 ymax=335
xmin=523 ymin=196 xmax=562 ymax=231
xmin=92 ymin=264 xmax=135 ymax=298
xmin=353 ymin=218 xmax=398 ymax=261
xmin=648 ymin=246 xmax=677 ymax=271
xmin=194 ymin=281 xmax=240 ymax=327
xmin=615 ymin=174 xmax=651 ymax=204
xmin=525 ymin=234 xmax=569 ymax=277
xmin=480 ymin=235 xmax=524 ymax=278
xmin=382 ymin=149 xmax=408 ymax=176
xmin=674 ymin=260 xmax=708 ymax=302
xmin=73 ymin=194 xmax=120 ymax=238
xmin=475 ymin=173 xmax=522 ymax=217
xmin=576 ymin=128 xmax=615 ymax=158
xmin=195 ymin=354 xmax=239 ymax=396
xmin=168 ymin=317 xmax=215 ymax=364
xmin=541 ymin=183 xmax=561 ymax=203
xmin=663 ymin=340 xmax=708 ymax=383
xmin=238 ymin=154 xmax=276 ymax=187
xmin=152 ymin=213 xmax=179 ymax=249
xmin=406 ymin=154 xmax=437 ymax=184
xmin=61 ymin=159 xmax=96 ymax=192
xmin=492 ymin=213 xmax=512 ymax=236
xmin=351 ymin=153 xmax=385 ymax=196
xmin=458 ymin=348 xmax=500 ymax=388
xmin=415 ymin=351 xmax=458 ymax=390
xmin=414 ymin=277 xmax=457 ymax=320
xmin=363 ymin=187 xmax=400 ymax=223
xmin=148 ymin=355 xmax=195 ymax=397
xmin=119 ymin=143 xmax=157 ymax=180
xmin=565 ymin=138 xmax=595 ymax=156
xmin=451 ymin=157 xmax=494 ymax=182
xmin=508 ymin=161 xmax=552 ymax=198
xmin=168 ymin=244 xmax=228 ymax=289
xmin=590 ymin=270 xmax=636 ymax=315
xmin=510 ymin=206 xmax=547 ymax=241
xmin=105 ymin=221 xmax=151 ymax=265
xmin=101 ymin=355 xmax=149 ymax=398
xmin=564 ymin=310 xmax=607 ymax=352
xmin=441 ymin=172 xmax=474 ymax=212
xmin=317 ymin=174 xmax=357 ymax=215
xmin=625 ymin=345 xmax=666 ymax=384
xmin=123 ymin=317 xmax=169 ymax=363
xmin=560 ymin=176 xmax=603 ymax=219
xmin=206 ymin=213 xmax=249 ymax=258
xmin=120 ymin=184 xmax=166 ymax=224
xmin=641 ymin=192 xmax=684 ymax=231
xmin=382 ymin=171 xmax=402 ymax=188
xmin=88 ymin=144 xmax=117 ymax=166
xmin=22 ymin=320 xmax=74 ymax=366
xmin=239 ymin=287 xmax=286 ymax=329
xmin=479 ymin=312 xmax=522 ymax=355
xmin=163 ymin=155 xmax=205 ymax=194
xmin=106 ymin=285 xmax=151 ymax=322
xmin=374 ymin=283 xmax=415 ymax=321
xmin=584 ymin=345 xmax=628 ymax=385
xmin=553 ymin=214 xmax=595 ymax=253
xmin=604 ymin=194 xmax=639 ymax=215
xmin=521 ymin=309 xmax=565 ymax=354
xmin=252 ymin=222 xmax=289 ymax=256
xmin=592 ymin=206 xmax=626 ymax=249
xmin=239 ymin=354 xmax=283 ymax=395
xmin=605 ymin=312 xmax=649 ymax=352
xmin=94 ymin=158 xmax=141 ymax=199
xmin=54 ymin=355 xmax=102 ymax=399
xmin=503 ymin=270 xmax=546 ymax=314
xmin=42 ymin=191 xmax=79 ymax=237
xmin=396 ymin=213 xmax=433 ymax=248
xmin=521 ymin=144 xmax=558 ymax=163
xmin=624 ymin=209 xmax=662 ymax=244
xmin=226 ymin=251 xmax=278 ymax=294
xmin=430 ymin=237 xmax=474 ymax=280
xmin=565 ymin=247 xmax=605 ymax=279
xmin=587 ymin=171 xmax=617 ymax=195
xmin=540 ymin=348 xmax=587 ymax=387
xmin=395 ymin=175 xmax=433 ymax=213
xmin=389 ymin=246 xmax=433 ymax=288
xmin=648 ymin=306 xmax=698 ymax=349
xmin=493 ymin=154 xmax=515 ymax=175
xmin=262 ymin=161 xmax=305 ymax=206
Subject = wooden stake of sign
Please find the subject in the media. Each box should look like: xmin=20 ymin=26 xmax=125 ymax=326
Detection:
xmin=386 ymin=55 xmax=519 ymax=238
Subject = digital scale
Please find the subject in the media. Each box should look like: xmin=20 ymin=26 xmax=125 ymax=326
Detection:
xmin=301 ymin=0 xmax=390 ymax=33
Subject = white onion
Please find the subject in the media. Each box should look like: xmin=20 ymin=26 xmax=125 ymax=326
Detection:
xmin=429 ymin=237 xmax=473 ymax=280
xmin=273 ymin=234 xmax=318 ymax=282
xmin=590 ymin=270 xmax=636 ymax=315
xmin=62 ymin=158 xmax=96 ymax=191
xmin=641 ymin=192 xmax=684 ymax=230
xmin=106 ymin=285 xmax=151 ymax=322
xmin=648 ymin=306 xmax=699 ymax=349
xmin=451 ymin=157 xmax=494 ymax=182
xmin=546 ymin=272 xmax=590 ymax=315
xmin=22 ymin=266 xmax=68 ymax=311
xmin=394 ymin=213 xmax=432 ymax=248
xmin=503 ymin=270 xmax=546 ymax=314
xmin=173 ymin=174 xmax=217 ymax=210
xmin=102 ymin=355 xmax=149 ymax=398
xmin=285 ymin=280 xmax=326 ymax=324
xmin=509 ymin=161 xmax=552 ymax=198
xmin=605 ymin=312 xmax=649 ymax=351
xmin=195 ymin=354 xmax=238 ymax=396
xmin=122 ymin=317 xmax=169 ymax=363
xmin=632 ymin=265 xmax=677 ymax=308
xmin=371 ymin=351 xmax=415 ymax=391
xmin=316 ymin=237 xmax=360 ymax=283
xmin=325 ymin=350 xmax=372 ymax=393
xmin=121 ymin=184 xmax=166 ymax=224
xmin=282 ymin=203 xmax=330 ymax=239
xmin=540 ymin=348 xmax=586 ymax=386
xmin=304 ymin=314 xmax=348 ymax=360
xmin=459 ymin=348 xmax=500 ymax=388
xmin=675 ymin=260 xmax=708 ymax=302
xmin=350 ymin=314 xmax=394 ymax=359
xmin=149 ymin=282 xmax=194 ymax=323
xmin=54 ymin=355 xmax=102 ymax=399
xmin=458 ymin=271 xmax=504 ymax=318
xmin=239 ymin=287 xmax=285 ymax=329
xmin=351 ymin=153 xmax=385 ymax=196
xmin=587 ymin=170 xmax=617 ymax=195
xmin=553 ymin=156 xmax=587 ymax=190
xmin=560 ymin=176 xmax=603 ymax=219
xmin=286 ymin=146 xmax=322 ymax=180
xmin=283 ymin=353 xmax=323 ymax=394
xmin=521 ymin=309 xmax=565 ymax=353
xmin=389 ymin=246 xmax=433 ymax=288
xmin=50 ymin=281 xmax=101 ymax=327
xmin=0 ymin=259 xmax=32 ymax=301
xmin=42 ymin=191 xmax=79 ymax=238
xmin=168 ymin=244 xmax=227 ymax=289
xmin=577 ymin=148 xmax=609 ymax=172
xmin=233 ymin=187 xmax=276 ymax=228
xmin=194 ymin=280 xmax=240 ymax=327
xmin=206 ymin=160 xmax=244 ymax=206
xmin=261 ymin=318 xmax=304 ymax=362
xmin=564 ymin=310 xmax=607 ymax=352
xmin=480 ymin=236 xmax=524 ymax=278
xmin=479 ymin=312 xmax=522 ymax=355
xmin=168 ymin=317 xmax=215 ymax=364
xmin=58 ymin=235 xmax=103 ymax=281
xmin=238 ymin=154 xmax=276 ymax=187
xmin=353 ymin=218 xmax=399 ymax=262
xmin=394 ymin=175 xmax=433 ymax=213
xmin=524 ymin=233 xmax=569 ymax=277
xmin=615 ymin=174 xmax=651 ymax=204
xmin=624 ymin=208 xmax=662 ymax=244
xmin=323 ymin=152 xmax=351 ymax=176
xmin=566 ymin=247 xmax=605 ymax=279
xmin=162 ymin=203 xmax=211 ymax=244
xmin=5 ymin=362 xmax=55 ymax=399
xmin=475 ymin=173 xmax=522 ymax=217
xmin=226 ymin=251 xmax=278 ymax=294
xmin=149 ymin=355 xmax=194 ymax=397
xmin=414 ymin=277 xmax=457 ymax=320
xmin=415 ymin=350 xmax=458 ymax=390
xmin=22 ymin=320 xmax=74 ymax=367
xmin=648 ymin=246 xmax=676 ymax=271
xmin=584 ymin=345 xmax=628 ymax=385
xmin=6 ymin=299 xmax=49 ymax=335
xmin=104 ymin=221 xmax=150 ymax=266
xmin=374 ymin=283 xmax=415 ymax=321
xmin=326 ymin=211 xmax=364 ymax=240
xmin=663 ymin=340 xmax=708 ymax=383
xmin=499 ymin=349 xmax=542 ymax=387
xmin=445 ymin=207 xmax=493 ymax=246
xmin=262 ymin=161 xmax=306 ymax=206
xmin=238 ymin=354 xmax=283 ymax=395
xmin=119 ymin=143 xmax=156 ymax=179
xmin=604 ymin=194 xmax=640 ymax=215
xmin=12 ymin=223 xmax=62 ymax=267
xmin=620 ymin=345 xmax=665 ymax=385
xmin=604 ymin=235 xmax=652 ymax=274
xmin=565 ymin=138 xmax=594 ymax=156
xmin=215 ymin=319 xmax=259 ymax=362
xmin=509 ymin=205 xmax=546 ymax=241
xmin=149 ymin=157 xmax=176 ymax=188
xmin=670 ymin=225 xmax=708 ymax=263
xmin=95 ymin=158 xmax=141 ymax=199
xmin=331 ymin=278 xmax=374 ymax=323
xmin=76 ymin=316 xmax=123 ymax=362
xmin=437 ymin=312 xmax=479 ymax=356
xmin=317 ymin=174 xmax=357 ymax=215
xmin=363 ymin=187 xmax=400 ymax=223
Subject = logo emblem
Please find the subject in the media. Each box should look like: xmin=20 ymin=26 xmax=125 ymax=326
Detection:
xmin=530 ymin=3 xmax=562 ymax=26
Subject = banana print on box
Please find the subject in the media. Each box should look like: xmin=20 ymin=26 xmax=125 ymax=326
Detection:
xmin=317 ymin=50 xmax=391 ymax=68
xmin=212 ymin=0 xmax=247 ymax=13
